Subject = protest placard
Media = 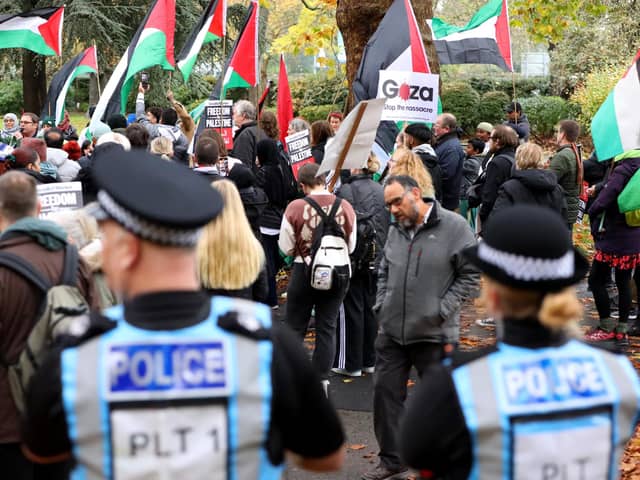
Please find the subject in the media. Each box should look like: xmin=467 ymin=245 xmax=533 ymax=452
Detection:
xmin=285 ymin=129 xmax=314 ymax=179
xmin=318 ymin=98 xmax=386 ymax=190
xmin=377 ymin=70 xmax=439 ymax=123
xmin=37 ymin=182 xmax=83 ymax=218
xmin=202 ymin=100 xmax=234 ymax=151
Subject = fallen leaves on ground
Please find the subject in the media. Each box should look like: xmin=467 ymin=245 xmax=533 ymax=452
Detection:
xmin=348 ymin=444 xmax=366 ymax=451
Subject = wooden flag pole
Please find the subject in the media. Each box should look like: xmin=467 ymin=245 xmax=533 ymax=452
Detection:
xmin=327 ymin=102 xmax=367 ymax=192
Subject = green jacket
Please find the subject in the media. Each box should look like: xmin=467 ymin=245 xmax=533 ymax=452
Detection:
xmin=549 ymin=146 xmax=580 ymax=225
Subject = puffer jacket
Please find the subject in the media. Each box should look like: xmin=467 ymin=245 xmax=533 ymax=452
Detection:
xmin=374 ymin=201 xmax=480 ymax=345
xmin=337 ymin=173 xmax=389 ymax=269
xmin=46 ymin=148 xmax=81 ymax=182
xmin=490 ymin=169 xmax=567 ymax=223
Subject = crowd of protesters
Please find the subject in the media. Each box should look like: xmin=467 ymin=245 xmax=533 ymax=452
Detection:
xmin=1 ymin=90 xmax=639 ymax=480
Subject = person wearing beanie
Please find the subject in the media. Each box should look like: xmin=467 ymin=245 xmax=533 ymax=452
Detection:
xmin=475 ymin=122 xmax=493 ymax=155
xmin=399 ymin=205 xmax=640 ymax=480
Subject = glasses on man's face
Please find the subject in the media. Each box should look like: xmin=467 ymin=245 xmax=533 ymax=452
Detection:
xmin=20 ymin=120 xmax=34 ymax=125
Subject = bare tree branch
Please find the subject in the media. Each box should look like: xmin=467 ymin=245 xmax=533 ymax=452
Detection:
xmin=301 ymin=0 xmax=320 ymax=11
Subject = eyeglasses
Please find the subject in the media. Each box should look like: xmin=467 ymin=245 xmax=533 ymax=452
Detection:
xmin=385 ymin=192 xmax=408 ymax=210
xmin=20 ymin=120 xmax=35 ymax=125
xmin=490 ymin=136 xmax=499 ymax=140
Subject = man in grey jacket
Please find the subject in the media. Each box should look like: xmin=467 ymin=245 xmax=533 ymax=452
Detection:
xmin=362 ymin=175 xmax=479 ymax=480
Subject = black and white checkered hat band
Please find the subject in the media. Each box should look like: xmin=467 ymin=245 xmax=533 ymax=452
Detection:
xmin=95 ymin=191 xmax=202 ymax=247
xmin=478 ymin=242 xmax=575 ymax=281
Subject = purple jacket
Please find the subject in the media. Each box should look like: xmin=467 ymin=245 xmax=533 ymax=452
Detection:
xmin=588 ymin=155 xmax=640 ymax=255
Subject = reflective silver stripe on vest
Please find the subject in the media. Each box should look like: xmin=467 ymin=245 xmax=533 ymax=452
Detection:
xmin=599 ymin=351 xmax=639 ymax=468
xmin=467 ymin=358 xmax=504 ymax=478
xmin=234 ymin=334 xmax=268 ymax=479
xmin=73 ymin=338 xmax=106 ymax=480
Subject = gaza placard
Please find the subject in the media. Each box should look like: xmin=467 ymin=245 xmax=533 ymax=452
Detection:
xmin=377 ymin=70 xmax=439 ymax=123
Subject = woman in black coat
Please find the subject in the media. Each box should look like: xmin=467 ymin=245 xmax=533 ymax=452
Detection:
xmin=490 ymin=142 xmax=567 ymax=222
xmin=255 ymin=138 xmax=288 ymax=308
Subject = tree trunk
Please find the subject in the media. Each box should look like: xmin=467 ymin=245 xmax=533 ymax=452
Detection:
xmin=336 ymin=0 xmax=437 ymax=110
xmin=22 ymin=51 xmax=47 ymax=115
xmin=89 ymin=73 xmax=101 ymax=107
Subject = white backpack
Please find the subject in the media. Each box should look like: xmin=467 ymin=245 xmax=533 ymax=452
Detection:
xmin=304 ymin=197 xmax=351 ymax=291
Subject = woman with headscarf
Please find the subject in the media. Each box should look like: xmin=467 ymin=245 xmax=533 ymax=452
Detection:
xmin=1 ymin=113 xmax=21 ymax=145
xmin=255 ymin=138 xmax=287 ymax=309
xmin=197 ymin=179 xmax=268 ymax=303
xmin=399 ymin=205 xmax=640 ymax=480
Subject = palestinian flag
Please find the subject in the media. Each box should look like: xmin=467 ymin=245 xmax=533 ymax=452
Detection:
xmin=221 ymin=0 xmax=258 ymax=96
xmin=90 ymin=0 xmax=175 ymax=125
xmin=277 ymin=54 xmax=293 ymax=147
xmin=42 ymin=46 xmax=98 ymax=124
xmin=591 ymin=50 xmax=640 ymax=161
xmin=429 ymin=0 xmax=512 ymax=71
xmin=177 ymin=0 xmax=226 ymax=83
xmin=0 ymin=6 xmax=64 ymax=56
xmin=352 ymin=0 xmax=430 ymax=159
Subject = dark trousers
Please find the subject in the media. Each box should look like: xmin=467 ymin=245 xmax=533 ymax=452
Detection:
xmin=334 ymin=270 xmax=377 ymax=371
xmin=373 ymin=333 xmax=445 ymax=470
xmin=260 ymin=233 xmax=281 ymax=307
xmin=0 ymin=443 xmax=68 ymax=479
xmin=589 ymin=259 xmax=633 ymax=325
xmin=285 ymin=263 xmax=349 ymax=380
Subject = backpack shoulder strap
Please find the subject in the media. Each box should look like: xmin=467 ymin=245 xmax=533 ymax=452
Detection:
xmin=303 ymin=196 xmax=327 ymax=219
xmin=328 ymin=198 xmax=342 ymax=221
xmin=0 ymin=251 xmax=50 ymax=292
xmin=60 ymin=243 xmax=79 ymax=286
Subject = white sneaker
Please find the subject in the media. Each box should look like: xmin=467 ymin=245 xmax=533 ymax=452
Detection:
xmin=363 ymin=366 xmax=375 ymax=374
xmin=475 ymin=317 xmax=495 ymax=327
xmin=331 ymin=367 xmax=362 ymax=377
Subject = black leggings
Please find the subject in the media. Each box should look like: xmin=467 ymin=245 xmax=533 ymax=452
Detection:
xmin=588 ymin=260 xmax=633 ymax=322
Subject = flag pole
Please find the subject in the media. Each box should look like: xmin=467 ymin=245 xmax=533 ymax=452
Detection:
xmin=94 ymin=41 xmax=102 ymax=98
xmin=327 ymin=102 xmax=367 ymax=192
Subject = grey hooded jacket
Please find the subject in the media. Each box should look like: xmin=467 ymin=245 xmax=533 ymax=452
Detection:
xmin=374 ymin=201 xmax=480 ymax=345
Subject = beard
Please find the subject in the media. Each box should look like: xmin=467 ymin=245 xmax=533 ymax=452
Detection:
xmin=400 ymin=198 xmax=421 ymax=228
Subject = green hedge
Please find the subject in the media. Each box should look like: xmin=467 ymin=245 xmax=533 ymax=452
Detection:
xmin=468 ymin=77 xmax=551 ymax=97
xmin=298 ymin=104 xmax=337 ymax=123
xmin=290 ymin=74 xmax=348 ymax=109
xmin=0 ymin=81 xmax=23 ymax=115
xmin=520 ymin=96 xmax=578 ymax=137
xmin=477 ymin=90 xmax=511 ymax=127
xmin=440 ymin=81 xmax=481 ymax=133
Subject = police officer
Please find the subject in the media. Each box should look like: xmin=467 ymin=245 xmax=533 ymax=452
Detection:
xmin=399 ymin=205 xmax=640 ymax=479
xmin=21 ymin=150 xmax=345 ymax=479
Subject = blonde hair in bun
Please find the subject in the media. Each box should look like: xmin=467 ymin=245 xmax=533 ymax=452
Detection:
xmin=483 ymin=277 xmax=582 ymax=334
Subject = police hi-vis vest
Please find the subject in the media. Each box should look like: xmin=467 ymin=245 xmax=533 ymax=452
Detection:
xmin=60 ymin=296 xmax=283 ymax=480
xmin=453 ymin=339 xmax=640 ymax=480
